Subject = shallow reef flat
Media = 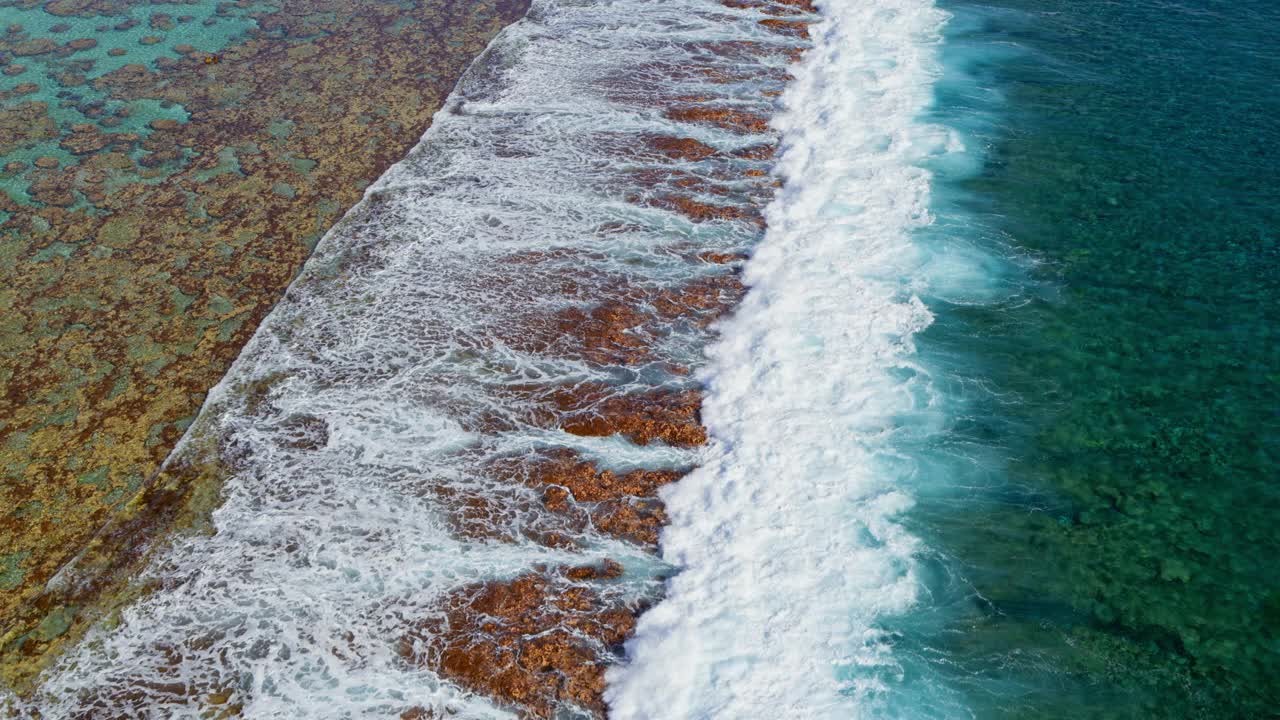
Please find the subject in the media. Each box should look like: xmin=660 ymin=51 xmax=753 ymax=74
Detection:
xmin=0 ymin=0 xmax=530 ymax=688
xmin=3 ymin=0 xmax=823 ymax=713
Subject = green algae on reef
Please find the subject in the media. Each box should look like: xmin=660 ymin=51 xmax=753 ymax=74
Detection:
xmin=0 ymin=0 xmax=531 ymax=691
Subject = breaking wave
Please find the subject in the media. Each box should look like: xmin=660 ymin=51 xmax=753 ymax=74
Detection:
xmin=606 ymin=0 xmax=1000 ymax=718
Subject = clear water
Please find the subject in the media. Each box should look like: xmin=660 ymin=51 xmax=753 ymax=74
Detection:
xmin=0 ymin=1 xmax=267 ymax=205
xmin=620 ymin=0 xmax=1279 ymax=716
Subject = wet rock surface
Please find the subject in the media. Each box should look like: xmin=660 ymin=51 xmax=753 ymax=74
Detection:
xmin=390 ymin=4 xmax=812 ymax=714
xmin=400 ymin=567 xmax=638 ymax=719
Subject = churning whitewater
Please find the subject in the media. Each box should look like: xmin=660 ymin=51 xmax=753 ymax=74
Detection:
xmin=7 ymin=0 xmax=976 ymax=717
xmin=608 ymin=0 xmax=958 ymax=717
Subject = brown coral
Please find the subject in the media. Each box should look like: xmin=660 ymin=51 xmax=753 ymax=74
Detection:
xmin=400 ymin=569 xmax=638 ymax=719
xmin=664 ymin=105 xmax=773 ymax=134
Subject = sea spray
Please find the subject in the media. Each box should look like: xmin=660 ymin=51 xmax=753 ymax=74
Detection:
xmin=605 ymin=0 xmax=979 ymax=717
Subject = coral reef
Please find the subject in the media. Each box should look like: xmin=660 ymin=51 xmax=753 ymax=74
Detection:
xmin=0 ymin=0 xmax=531 ymax=690
xmin=400 ymin=566 xmax=636 ymax=719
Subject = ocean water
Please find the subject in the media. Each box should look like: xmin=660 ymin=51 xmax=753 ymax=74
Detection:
xmin=878 ymin=0 xmax=1280 ymax=716
xmin=8 ymin=0 xmax=1277 ymax=717
xmin=617 ymin=0 xmax=1279 ymax=717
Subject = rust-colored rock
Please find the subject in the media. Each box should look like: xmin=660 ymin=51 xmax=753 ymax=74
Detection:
xmin=653 ymin=273 xmax=745 ymax=324
xmin=499 ymin=288 xmax=655 ymax=367
xmin=699 ymin=250 xmax=748 ymax=264
xmin=759 ymin=18 xmax=812 ymax=38
xmin=563 ymin=559 xmax=625 ymax=581
xmin=431 ymin=481 xmax=586 ymax=549
xmin=401 ymin=570 xmax=638 ymax=719
xmin=503 ymin=262 xmax=745 ymax=373
xmin=643 ymin=134 xmax=719 ymax=161
xmin=665 ymin=105 xmax=772 ymax=134
xmin=648 ymin=194 xmax=759 ymax=224
xmin=67 ymin=37 xmax=98 ymax=51
xmin=511 ymin=449 xmax=684 ymax=546
xmin=549 ymin=384 xmax=707 ymax=447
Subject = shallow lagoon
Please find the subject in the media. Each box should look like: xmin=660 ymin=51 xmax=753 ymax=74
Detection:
xmin=0 ymin=0 xmax=529 ymax=689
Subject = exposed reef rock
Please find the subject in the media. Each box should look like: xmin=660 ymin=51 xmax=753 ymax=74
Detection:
xmin=400 ymin=568 xmax=638 ymax=719
xmin=553 ymin=385 xmax=708 ymax=447
xmin=664 ymin=105 xmax=772 ymax=134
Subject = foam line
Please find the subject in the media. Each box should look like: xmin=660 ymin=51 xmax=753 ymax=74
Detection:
xmin=606 ymin=1 xmax=956 ymax=717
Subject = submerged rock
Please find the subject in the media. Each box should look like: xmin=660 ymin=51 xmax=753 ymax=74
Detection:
xmin=11 ymin=38 xmax=57 ymax=56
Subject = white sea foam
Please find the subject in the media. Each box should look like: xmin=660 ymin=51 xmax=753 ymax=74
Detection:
xmin=606 ymin=1 xmax=958 ymax=717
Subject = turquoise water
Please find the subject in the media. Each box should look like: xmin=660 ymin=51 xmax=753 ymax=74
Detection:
xmin=0 ymin=0 xmax=268 ymax=205
xmin=888 ymin=0 xmax=1280 ymax=716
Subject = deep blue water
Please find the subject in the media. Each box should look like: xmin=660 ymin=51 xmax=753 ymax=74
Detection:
xmin=886 ymin=0 xmax=1280 ymax=716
